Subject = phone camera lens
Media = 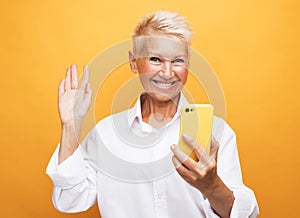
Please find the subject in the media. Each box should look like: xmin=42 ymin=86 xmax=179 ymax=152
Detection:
xmin=185 ymin=108 xmax=189 ymax=113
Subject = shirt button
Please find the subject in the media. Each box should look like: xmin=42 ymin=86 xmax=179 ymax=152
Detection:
xmin=158 ymin=194 xmax=162 ymax=199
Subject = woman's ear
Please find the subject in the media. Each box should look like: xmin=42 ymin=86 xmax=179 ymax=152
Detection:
xmin=128 ymin=51 xmax=138 ymax=73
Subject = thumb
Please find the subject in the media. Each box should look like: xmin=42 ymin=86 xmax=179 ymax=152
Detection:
xmin=210 ymin=136 xmax=220 ymax=161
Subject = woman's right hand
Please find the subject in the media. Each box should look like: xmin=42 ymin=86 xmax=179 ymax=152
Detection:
xmin=58 ymin=64 xmax=92 ymax=125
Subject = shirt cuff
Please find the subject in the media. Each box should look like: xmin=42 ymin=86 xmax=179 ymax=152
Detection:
xmin=230 ymin=186 xmax=259 ymax=218
xmin=46 ymin=144 xmax=88 ymax=189
xmin=201 ymin=199 xmax=221 ymax=218
xmin=200 ymin=186 xmax=259 ymax=218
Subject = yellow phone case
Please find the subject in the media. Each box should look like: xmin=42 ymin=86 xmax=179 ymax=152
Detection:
xmin=178 ymin=104 xmax=214 ymax=161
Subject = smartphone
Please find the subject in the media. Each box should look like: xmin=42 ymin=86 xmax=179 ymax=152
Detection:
xmin=178 ymin=104 xmax=214 ymax=161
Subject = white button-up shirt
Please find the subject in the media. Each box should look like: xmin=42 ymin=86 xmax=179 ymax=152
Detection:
xmin=46 ymin=94 xmax=259 ymax=218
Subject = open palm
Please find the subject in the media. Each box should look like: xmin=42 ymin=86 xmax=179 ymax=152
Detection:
xmin=58 ymin=64 xmax=92 ymax=125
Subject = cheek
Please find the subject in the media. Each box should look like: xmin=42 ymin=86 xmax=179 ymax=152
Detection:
xmin=178 ymin=70 xmax=189 ymax=84
xmin=136 ymin=60 xmax=153 ymax=74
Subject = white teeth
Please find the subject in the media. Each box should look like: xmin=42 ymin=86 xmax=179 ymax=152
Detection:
xmin=153 ymin=80 xmax=175 ymax=87
xmin=157 ymin=82 xmax=172 ymax=87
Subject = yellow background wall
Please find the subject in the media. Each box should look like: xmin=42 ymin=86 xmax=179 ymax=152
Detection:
xmin=0 ymin=0 xmax=299 ymax=217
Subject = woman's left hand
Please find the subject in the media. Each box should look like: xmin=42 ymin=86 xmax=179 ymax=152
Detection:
xmin=170 ymin=134 xmax=220 ymax=193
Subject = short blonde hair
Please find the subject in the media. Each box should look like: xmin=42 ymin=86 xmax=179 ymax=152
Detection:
xmin=132 ymin=11 xmax=193 ymax=45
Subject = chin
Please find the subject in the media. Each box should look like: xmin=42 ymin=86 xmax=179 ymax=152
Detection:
xmin=146 ymin=92 xmax=180 ymax=103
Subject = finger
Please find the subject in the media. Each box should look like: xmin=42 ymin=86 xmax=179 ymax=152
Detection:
xmin=182 ymin=134 xmax=205 ymax=160
xmin=58 ymin=78 xmax=65 ymax=99
xmin=85 ymin=83 xmax=93 ymax=102
xmin=85 ymin=82 xmax=92 ymax=94
xmin=182 ymin=134 xmax=214 ymax=168
xmin=80 ymin=65 xmax=90 ymax=90
xmin=71 ymin=64 xmax=78 ymax=89
xmin=65 ymin=67 xmax=71 ymax=90
xmin=198 ymin=155 xmax=215 ymax=169
xmin=172 ymin=156 xmax=196 ymax=181
xmin=172 ymin=155 xmax=182 ymax=169
xmin=170 ymin=144 xmax=198 ymax=170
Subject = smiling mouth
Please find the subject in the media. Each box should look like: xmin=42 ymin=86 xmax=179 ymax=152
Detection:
xmin=152 ymin=80 xmax=178 ymax=88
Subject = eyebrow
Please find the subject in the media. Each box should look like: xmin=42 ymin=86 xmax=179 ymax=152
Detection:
xmin=146 ymin=52 xmax=186 ymax=59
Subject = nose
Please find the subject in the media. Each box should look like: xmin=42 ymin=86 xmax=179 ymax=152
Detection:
xmin=159 ymin=61 xmax=174 ymax=79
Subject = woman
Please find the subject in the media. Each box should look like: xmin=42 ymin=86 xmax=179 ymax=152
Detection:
xmin=47 ymin=11 xmax=259 ymax=218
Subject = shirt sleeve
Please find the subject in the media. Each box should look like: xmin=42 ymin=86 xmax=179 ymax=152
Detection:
xmin=46 ymin=139 xmax=97 ymax=213
xmin=201 ymin=121 xmax=259 ymax=217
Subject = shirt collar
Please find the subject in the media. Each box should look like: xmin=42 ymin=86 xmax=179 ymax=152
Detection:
xmin=127 ymin=92 xmax=189 ymax=127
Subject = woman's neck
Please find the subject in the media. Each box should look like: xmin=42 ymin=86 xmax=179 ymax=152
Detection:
xmin=141 ymin=93 xmax=180 ymax=128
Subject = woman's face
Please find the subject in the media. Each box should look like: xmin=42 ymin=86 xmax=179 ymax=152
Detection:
xmin=129 ymin=36 xmax=189 ymax=102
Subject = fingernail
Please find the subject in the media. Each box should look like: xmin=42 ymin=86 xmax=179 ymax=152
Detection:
xmin=170 ymin=145 xmax=175 ymax=151
xmin=182 ymin=134 xmax=192 ymax=140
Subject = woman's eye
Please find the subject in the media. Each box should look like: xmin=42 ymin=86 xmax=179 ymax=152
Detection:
xmin=149 ymin=57 xmax=161 ymax=62
xmin=172 ymin=58 xmax=185 ymax=63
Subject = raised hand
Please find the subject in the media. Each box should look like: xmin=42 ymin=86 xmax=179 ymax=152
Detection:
xmin=58 ymin=64 xmax=92 ymax=125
